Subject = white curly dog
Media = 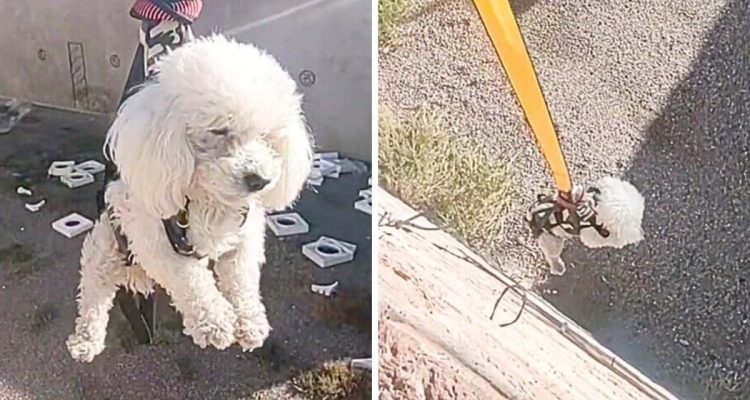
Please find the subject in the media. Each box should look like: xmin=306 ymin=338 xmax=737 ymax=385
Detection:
xmin=66 ymin=34 xmax=312 ymax=362
xmin=526 ymin=177 xmax=645 ymax=276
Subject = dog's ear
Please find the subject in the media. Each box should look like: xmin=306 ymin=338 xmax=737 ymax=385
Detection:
xmin=261 ymin=114 xmax=313 ymax=211
xmin=104 ymin=84 xmax=195 ymax=218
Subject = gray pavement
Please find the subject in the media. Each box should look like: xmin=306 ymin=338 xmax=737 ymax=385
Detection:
xmin=379 ymin=0 xmax=748 ymax=398
xmin=0 ymin=105 xmax=371 ymax=399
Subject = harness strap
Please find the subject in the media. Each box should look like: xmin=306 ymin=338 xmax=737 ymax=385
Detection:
xmin=525 ymin=191 xmax=610 ymax=238
xmin=161 ymin=198 xmax=249 ymax=258
xmin=108 ymin=208 xmax=135 ymax=266
xmin=109 ymin=196 xmax=251 ymax=265
xmin=162 ymin=210 xmax=202 ymax=258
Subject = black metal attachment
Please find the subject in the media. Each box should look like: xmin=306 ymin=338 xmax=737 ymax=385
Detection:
xmin=99 ymin=17 xmax=195 ymax=345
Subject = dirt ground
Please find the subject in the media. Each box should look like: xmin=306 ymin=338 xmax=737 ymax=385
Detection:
xmin=379 ymin=0 xmax=749 ymax=398
xmin=0 ymin=105 xmax=371 ymax=399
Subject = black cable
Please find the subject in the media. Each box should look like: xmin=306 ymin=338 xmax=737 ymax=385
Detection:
xmin=490 ymin=283 xmax=527 ymax=327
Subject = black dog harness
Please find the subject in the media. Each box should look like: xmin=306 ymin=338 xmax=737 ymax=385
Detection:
xmin=108 ymin=196 xmax=249 ymax=266
xmin=525 ymin=188 xmax=611 ymax=238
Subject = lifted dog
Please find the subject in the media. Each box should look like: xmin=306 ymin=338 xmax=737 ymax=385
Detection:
xmin=526 ymin=176 xmax=645 ymax=275
xmin=66 ymin=34 xmax=312 ymax=362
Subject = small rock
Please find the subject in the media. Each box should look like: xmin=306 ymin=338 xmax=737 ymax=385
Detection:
xmin=25 ymin=199 xmax=46 ymax=213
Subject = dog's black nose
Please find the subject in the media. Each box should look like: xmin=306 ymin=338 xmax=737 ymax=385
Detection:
xmin=244 ymin=173 xmax=271 ymax=192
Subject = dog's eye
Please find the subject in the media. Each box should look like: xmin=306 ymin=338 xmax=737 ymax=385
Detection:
xmin=209 ymin=128 xmax=229 ymax=136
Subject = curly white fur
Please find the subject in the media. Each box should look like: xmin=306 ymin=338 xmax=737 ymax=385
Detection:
xmin=537 ymin=176 xmax=644 ymax=276
xmin=579 ymin=176 xmax=644 ymax=248
xmin=67 ymin=34 xmax=312 ymax=362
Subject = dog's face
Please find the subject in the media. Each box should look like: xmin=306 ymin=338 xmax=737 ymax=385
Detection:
xmin=105 ymin=35 xmax=313 ymax=218
xmin=579 ymin=177 xmax=644 ymax=249
xmin=189 ymin=120 xmax=283 ymax=203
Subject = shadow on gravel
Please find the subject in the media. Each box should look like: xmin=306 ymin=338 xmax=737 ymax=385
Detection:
xmin=539 ymin=0 xmax=750 ymax=398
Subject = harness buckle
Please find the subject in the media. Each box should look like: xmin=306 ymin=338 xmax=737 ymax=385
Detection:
xmin=162 ymin=216 xmax=197 ymax=256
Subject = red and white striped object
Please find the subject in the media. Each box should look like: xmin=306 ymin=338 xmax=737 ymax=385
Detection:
xmin=129 ymin=0 xmax=203 ymax=23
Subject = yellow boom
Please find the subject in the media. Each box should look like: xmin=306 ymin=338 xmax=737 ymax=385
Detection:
xmin=472 ymin=0 xmax=572 ymax=194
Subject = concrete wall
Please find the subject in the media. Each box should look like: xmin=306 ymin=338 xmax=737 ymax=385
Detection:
xmin=0 ymin=0 xmax=372 ymax=161
xmin=0 ymin=0 xmax=139 ymax=113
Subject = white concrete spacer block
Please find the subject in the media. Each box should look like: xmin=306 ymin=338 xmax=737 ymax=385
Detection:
xmin=351 ymin=358 xmax=372 ymax=371
xmin=16 ymin=186 xmax=32 ymax=196
xmin=308 ymin=163 xmax=325 ymax=186
xmin=52 ymin=213 xmax=93 ymax=238
xmin=309 ymin=167 xmax=323 ymax=179
xmin=314 ymin=158 xmax=338 ymax=175
xmin=25 ymin=199 xmax=46 ymax=213
xmin=0 ymin=100 xmax=31 ymax=134
xmin=309 ymin=158 xmax=340 ymax=182
xmin=358 ymin=188 xmax=372 ymax=199
xmin=61 ymin=170 xmax=95 ymax=188
xmin=267 ymin=212 xmax=310 ymax=236
xmin=74 ymin=160 xmax=106 ymax=174
xmin=48 ymin=161 xmax=75 ymax=177
xmin=354 ymin=198 xmax=372 ymax=215
xmin=302 ymin=236 xmax=356 ymax=268
xmin=323 ymin=164 xmax=342 ymax=178
xmin=307 ymin=175 xmax=324 ymax=186
xmin=311 ymin=281 xmax=339 ymax=297
xmin=314 ymin=152 xmax=339 ymax=161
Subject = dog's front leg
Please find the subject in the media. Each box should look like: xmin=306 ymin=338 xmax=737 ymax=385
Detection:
xmin=214 ymin=239 xmax=270 ymax=352
xmin=67 ymin=217 xmax=124 ymax=362
xmin=538 ymin=231 xmax=567 ymax=276
xmin=135 ymin=252 xmax=238 ymax=350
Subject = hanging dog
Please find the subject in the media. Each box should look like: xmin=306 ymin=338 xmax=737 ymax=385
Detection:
xmin=525 ymin=178 xmax=644 ymax=275
xmin=472 ymin=0 xmax=645 ymax=275
xmin=67 ymin=34 xmax=312 ymax=362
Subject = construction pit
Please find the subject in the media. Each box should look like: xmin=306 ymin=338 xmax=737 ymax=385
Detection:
xmin=0 ymin=104 xmax=372 ymax=399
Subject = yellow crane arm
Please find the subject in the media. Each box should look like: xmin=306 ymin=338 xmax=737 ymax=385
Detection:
xmin=472 ymin=0 xmax=572 ymax=194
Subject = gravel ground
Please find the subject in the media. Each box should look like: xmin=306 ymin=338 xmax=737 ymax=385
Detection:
xmin=0 ymin=106 xmax=371 ymax=399
xmin=379 ymin=0 xmax=749 ymax=398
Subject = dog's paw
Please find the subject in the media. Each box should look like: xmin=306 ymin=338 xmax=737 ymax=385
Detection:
xmin=66 ymin=333 xmax=104 ymax=363
xmin=184 ymin=304 xmax=237 ymax=350
xmin=187 ymin=319 xmax=237 ymax=350
xmin=236 ymin=314 xmax=271 ymax=352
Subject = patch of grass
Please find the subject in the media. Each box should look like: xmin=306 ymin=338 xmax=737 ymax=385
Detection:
xmin=379 ymin=107 xmax=514 ymax=245
xmin=291 ymin=361 xmax=370 ymax=400
xmin=379 ymin=0 xmax=408 ymax=48
xmin=704 ymin=375 xmax=747 ymax=400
